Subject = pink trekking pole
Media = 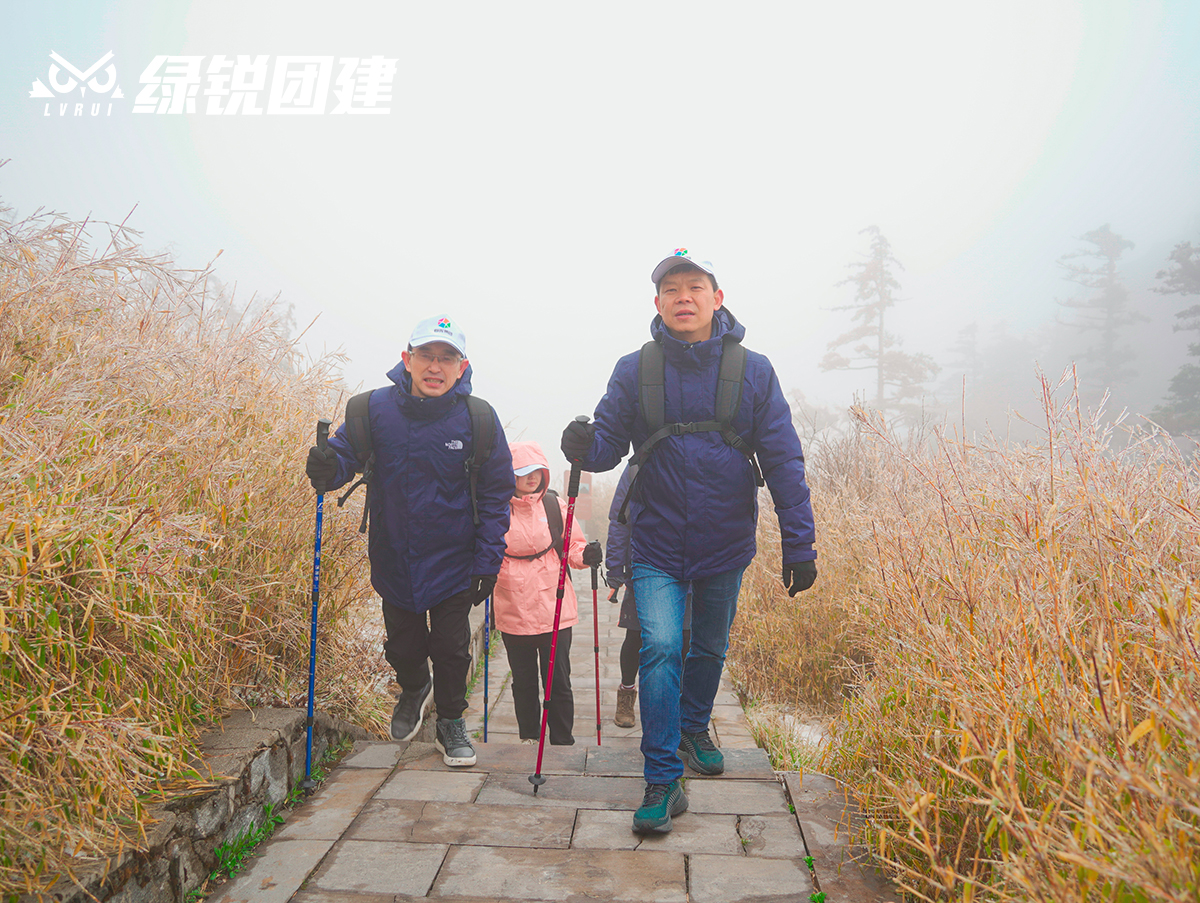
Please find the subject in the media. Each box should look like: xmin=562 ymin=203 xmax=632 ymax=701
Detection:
xmin=530 ymin=418 xmax=586 ymax=794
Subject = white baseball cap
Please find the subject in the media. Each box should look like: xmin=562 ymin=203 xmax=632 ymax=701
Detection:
xmin=408 ymin=315 xmax=467 ymax=357
xmin=651 ymin=248 xmax=716 ymax=286
xmin=514 ymin=463 xmax=544 ymax=476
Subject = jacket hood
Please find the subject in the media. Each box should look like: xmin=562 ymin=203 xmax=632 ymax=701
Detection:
xmin=509 ymin=440 xmax=550 ymax=501
xmin=651 ymin=306 xmax=744 ymax=367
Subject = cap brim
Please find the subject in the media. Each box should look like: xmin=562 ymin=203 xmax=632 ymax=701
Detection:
xmin=514 ymin=464 xmax=544 ymax=476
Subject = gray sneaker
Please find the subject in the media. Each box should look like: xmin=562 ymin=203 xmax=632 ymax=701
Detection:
xmin=390 ymin=679 xmax=432 ymax=742
xmin=435 ymin=717 xmax=477 ymax=767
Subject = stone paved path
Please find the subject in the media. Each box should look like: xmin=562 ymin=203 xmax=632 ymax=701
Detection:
xmin=214 ymin=571 xmax=897 ymax=902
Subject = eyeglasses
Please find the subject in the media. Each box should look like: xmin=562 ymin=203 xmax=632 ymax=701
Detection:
xmin=412 ymin=349 xmax=463 ymax=366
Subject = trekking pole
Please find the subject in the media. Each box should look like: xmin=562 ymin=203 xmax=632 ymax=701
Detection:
xmin=590 ymin=563 xmax=602 ymax=745
xmin=303 ymin=417 xmax=332 ymax=792
xmin=530 ymin=417 xmax=587 ymax=794
xmin=483 ymin=594 xmax=490 ymax=742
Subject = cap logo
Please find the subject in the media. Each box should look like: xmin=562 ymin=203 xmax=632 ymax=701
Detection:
xmin=673 ymin=248 xmax=688 ymax=257
xmin=437 ymin=317 xmax=451 ymax=328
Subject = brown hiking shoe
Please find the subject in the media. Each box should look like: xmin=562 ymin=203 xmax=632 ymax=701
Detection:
xmin=615 ymin=686 xmax=637 ymax=728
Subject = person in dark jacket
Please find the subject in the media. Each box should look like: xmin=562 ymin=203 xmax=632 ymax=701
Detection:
xmin=561 ymin=249 xmax=817 ymax=833
xmin=306 ymin=315 xmax=513 ymax=767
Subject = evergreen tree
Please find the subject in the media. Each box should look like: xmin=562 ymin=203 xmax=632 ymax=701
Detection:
xmin=1152 ymin=239 xmax=1200 ymax=432
xmin=821 ymin=226 xmax=938 ymax=422
xmin=1056 ymin=224 xmax=1146 ymax=394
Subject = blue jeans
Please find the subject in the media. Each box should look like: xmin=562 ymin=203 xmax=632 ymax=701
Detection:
xmin=631 ymin=562 xmax=745 ymax=784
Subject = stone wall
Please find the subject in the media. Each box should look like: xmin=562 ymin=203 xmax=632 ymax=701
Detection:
xmin=23 ymin=709 xmax=372 ymax=903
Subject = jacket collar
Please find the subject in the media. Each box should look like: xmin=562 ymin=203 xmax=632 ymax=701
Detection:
xmin=649 ymin=306 xmax=745 ymax=369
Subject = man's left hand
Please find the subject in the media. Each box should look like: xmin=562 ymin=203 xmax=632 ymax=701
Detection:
xmin=469 ymin=575 xmax=496 ymax=606
xmin=781 ymin=561 xmax=817 ymax=596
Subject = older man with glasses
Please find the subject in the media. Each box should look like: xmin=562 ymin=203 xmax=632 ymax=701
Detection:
xmin=306 ymin=315 xmax=514 ymax=767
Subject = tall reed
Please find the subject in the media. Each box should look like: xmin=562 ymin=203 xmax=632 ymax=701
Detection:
xmin=0 ymin=205 xmax=385 ymax=896
xmin=732 ymin=373 xmax=1200 ymax=901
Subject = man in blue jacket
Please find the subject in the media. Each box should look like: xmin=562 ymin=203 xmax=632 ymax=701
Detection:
xmin=561 ymin=250 xmax=817 ymax=833
xmin=307 ymin=316 xmax=514 ymax=767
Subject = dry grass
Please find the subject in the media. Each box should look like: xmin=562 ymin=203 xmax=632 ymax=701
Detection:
xmin=0 ymin=204 xmax=389 ymax=897
xmin=731 ymin=372 xmax=1200 ymax=901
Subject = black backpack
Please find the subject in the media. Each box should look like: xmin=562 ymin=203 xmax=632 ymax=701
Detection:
xmin=502 ymin=489 xmax=565 ymax=562
xmin=618 ymin=336 xmax=764 ymax=524
xmin=336 ymin=389 xmax=496 ymax=534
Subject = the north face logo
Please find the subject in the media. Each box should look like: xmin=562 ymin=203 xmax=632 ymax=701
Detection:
xmin=445 ymin=439 xmax=463 ymax=450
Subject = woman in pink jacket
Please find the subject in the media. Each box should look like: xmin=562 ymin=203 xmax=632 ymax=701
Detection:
xmin=493 ymin=441 xmax=601 ymax=746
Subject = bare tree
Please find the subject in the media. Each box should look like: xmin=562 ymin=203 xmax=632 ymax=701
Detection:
xmin=1152 ymin=239 xmax=1200 ymax=432
xmin=1056 ymin=224 xmax=1146 ymax=394
xmin=821 ymin=226 xmax=938 ymax=422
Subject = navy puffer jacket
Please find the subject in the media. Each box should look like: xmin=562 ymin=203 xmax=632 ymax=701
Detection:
xmin=582 ymin=308 xmax=815 ymax=580
xmin=323 ymin=362 xmax=514 ymax=612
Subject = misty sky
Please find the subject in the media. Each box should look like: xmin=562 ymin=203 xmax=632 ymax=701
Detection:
xmin=4 ymin=1 xmax=1199 ymax=475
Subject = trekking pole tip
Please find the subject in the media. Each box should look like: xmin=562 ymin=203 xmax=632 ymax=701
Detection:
xmin=529 ymin=773 xmax=546 ymax=794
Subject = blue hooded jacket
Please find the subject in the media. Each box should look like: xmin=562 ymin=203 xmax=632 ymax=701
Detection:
xmin=582 ymin=307 xmax=815 ymax=580
xmin=323 ymin=362 xmax=514 ymax=613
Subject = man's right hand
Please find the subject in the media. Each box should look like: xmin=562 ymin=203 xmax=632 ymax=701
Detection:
xmin=306 ymin=445 xmax=337 ymax=492
xmin=560 ymin=418 xmax=595 ymax=464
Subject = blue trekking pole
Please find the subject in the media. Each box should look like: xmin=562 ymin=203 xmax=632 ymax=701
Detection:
xmin=483 ymin=594 xmax=490 ymax=742
xmin=303 ymin=417 xmax=332 ymax=792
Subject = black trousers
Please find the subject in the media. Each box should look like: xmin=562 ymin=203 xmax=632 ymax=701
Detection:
xmin=381 ymin=590 xmax=473 ymax=721
xmin=501 ymin=628 xmax=574 ymax=745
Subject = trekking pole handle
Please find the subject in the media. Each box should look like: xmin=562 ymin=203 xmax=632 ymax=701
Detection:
xmin=568 ymin=415 xmax=588 ymax=497
xmin=591 ymin=565 xmax=598 ymax=590
xmin=317 ymin=418 xmax=332 ymax=452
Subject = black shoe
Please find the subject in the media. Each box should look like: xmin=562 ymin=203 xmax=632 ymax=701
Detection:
xmin=679 ymin=728 xmax=724 ymax=775
xmin=435 ymin=717 xmax=477 ymax=767
xmin=390 ymin=679 xmax=432 ymax=741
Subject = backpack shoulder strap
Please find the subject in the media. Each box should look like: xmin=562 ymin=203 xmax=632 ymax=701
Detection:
xmin=464 ymin=395 xmax=496 ymax=527
xmin=637 ymin=340 xmax=666 ymax=435
xmin=542 ymin=489 xmax=564 ymax=558
xmin=714 ymin=340 xmax=764 ymax=486
xmin=337 ymin=388 xmax=380 ymax=534
xmin=714 ymin=339 xmax=747 ymax=425
xmin=344 ymin=389 xmax=374 ymax=467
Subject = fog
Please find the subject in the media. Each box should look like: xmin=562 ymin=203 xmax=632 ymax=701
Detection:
xmin=5 ymin=1 xmax=1198 ymax=481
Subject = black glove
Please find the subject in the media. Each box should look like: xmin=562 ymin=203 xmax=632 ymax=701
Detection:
xmin=560 ymin=418 xmax=595 ymax=464
xmin=469 ymin=574 xmax=496 ymax=606
xmin=605 ymin=571 xmax=624 ymax=590
xmin=306 ymin=445 xmax=338 ymax=492
xmin=582 ymin=540 xmax=603 ymax=569
xmin=782 ymin=561 xmax=817 ymax=596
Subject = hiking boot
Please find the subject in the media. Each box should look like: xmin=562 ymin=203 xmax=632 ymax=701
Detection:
xmin=679 ymin=729 xmax=724 ymax=775
xmin=632 ymin=779 xmax=688 ymax=834
xmin=390 ymin=679 xmax=432 ymax=742
xmin=435 ymin=717 xmax=477 ymax=767
xmin=614 ymin=686 xmax=637 ymax=728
